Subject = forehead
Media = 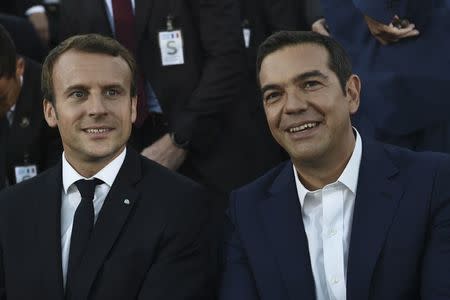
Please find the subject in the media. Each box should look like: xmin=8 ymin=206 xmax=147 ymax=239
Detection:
xmin=52 ymin=50 xmax=132 ymax=89
xmin=259 ymin=43 xmax=331 ymax=85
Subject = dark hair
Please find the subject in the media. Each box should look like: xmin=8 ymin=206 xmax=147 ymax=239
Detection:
xmin=256 ymin=31 xmax=352 ymax=93
xmin=0 ymin=24 xmax=17 ymax=78
xmin=42 ymin=34 xmax=137 ymax=104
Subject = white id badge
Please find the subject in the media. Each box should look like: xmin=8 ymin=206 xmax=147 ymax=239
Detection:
xmin=158 ymin=30 xmax=184 ymax=66
xmin=14 ymin=165 xmax=37 ymax=183
xmin=243 ymin=28 xmax=251 ymax=48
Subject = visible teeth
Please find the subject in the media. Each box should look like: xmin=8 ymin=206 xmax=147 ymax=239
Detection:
xmin=85 ymin=128 xmax=109 ymax=134
xmin=289 ymin=122 xmax=318 ymax=133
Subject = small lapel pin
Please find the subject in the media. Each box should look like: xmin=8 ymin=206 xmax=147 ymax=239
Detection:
xmin=20 ymin=117 xmax=30 ymax=128
xmin=123 ymin=199 xmax=130 ymax=205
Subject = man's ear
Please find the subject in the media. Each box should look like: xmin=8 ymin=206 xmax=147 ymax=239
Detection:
xmin=43 ymin=99 xmax=58 ymax=128
xmin=15 ymin=58 xmax=25 ymax=78
xmin=130 ymin=96 xmax=137 ymax=124
xmin=346 ymin=74 xmax=361 ymax=115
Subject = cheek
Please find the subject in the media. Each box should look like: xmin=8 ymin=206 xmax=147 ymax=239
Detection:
xmin=264 ymin=105 xmax=281 ymax=127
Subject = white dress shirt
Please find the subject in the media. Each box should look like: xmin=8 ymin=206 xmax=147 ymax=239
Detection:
xmin=293 ymin=130 xmax=362 ymax=300
xmin=60 ymin=148 xmax=126 ymax=286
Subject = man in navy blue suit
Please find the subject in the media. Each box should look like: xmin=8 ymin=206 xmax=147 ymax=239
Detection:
xmin=312 ymin=0 xmax=450 ymax=153
xmin=219 ymin=31 xmax=450 ymax=300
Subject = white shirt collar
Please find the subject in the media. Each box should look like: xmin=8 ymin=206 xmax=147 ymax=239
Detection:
xmin=62 ymin=147 xmax=127 ymax=194
xmin=294 ymin=128 xmax=362 ymax=206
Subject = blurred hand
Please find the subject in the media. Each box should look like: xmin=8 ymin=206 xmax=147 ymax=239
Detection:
xmin=312 ymin=18 xmax=330 ymax=36
xmin=141 ymin=133 xmax=187 ymax=171
xmin=364 ymin=15 xmax=419 ymax=45
xmin=28 ymin=12 xmax=50 ymax=45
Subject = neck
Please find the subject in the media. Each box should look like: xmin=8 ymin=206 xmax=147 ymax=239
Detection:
xmin=64 ymin=147 xmax=125 ymax=178
xmin=293 ymin=129 xmax=356 ymax=190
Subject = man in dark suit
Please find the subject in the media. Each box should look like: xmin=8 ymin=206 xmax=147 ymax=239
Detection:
xmin=219 ymin=31 xmax=450 ymax=299
xmin=58 ymin=0 xmax=277 ymax=199
xmin=0 ymin=24 xmax=60 ymax=190
xmin=313 ymin=0 xmax=450 ymax=152
xmin=0 ymin=34 xmax=211 ymax=299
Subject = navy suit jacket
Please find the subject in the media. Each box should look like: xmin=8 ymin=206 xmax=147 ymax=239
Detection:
xmin=220 ymin=139 xmax=450 ymax=299
xmin=321 ymin=0 xmax=450 ymax=139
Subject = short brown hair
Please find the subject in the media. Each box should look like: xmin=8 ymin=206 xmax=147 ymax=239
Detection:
xmin=42 ymin=34 xmax=137 ymax=104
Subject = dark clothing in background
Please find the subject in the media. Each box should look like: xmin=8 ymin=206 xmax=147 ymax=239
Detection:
xmin=0 ymin=58 xmax=61 ymax=189
xmin=0 ymin=13 xmax=47 ymax=62
xmin=322 ymin=0 xmax=450 ymax=152
xmin=0 ymin=0 xmax=41 ymax=16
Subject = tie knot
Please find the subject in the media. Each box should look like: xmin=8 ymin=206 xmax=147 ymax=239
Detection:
xmin=74 ymin=178 xmax=103 ymax=200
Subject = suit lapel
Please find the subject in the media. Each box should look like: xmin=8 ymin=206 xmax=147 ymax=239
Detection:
xmin=346 ymin=140 xmax=403 ymax=300
xmin=258 ymin=162 xmax=316 ymax=300
xmin=70 ymin=149 xmax=141 ymax=299
xmin=36 ymin=162 xmax=65 ymax=299
xmin=135 ymin=0 xmax=154 ymax=47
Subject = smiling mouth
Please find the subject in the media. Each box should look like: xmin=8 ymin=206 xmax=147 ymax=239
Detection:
xmin=83 ymin=128 xmax=112 ymax=134
xmin=288 ymin=122 xmax=319 ymax=133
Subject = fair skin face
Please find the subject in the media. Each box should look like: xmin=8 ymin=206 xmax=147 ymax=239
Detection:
xmin=0 ymin=58 xmax=24 ymax=118
xmin=44 ymin=50 xmax=137 ymax=177
xmin=259 ymin=44 xmax=360 ymax=190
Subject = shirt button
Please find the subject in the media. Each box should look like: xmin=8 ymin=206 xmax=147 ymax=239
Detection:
xmin=330 ymin=277 xmax=340 ymax=285
xmin=328 ymin=228 xmax=337 ymax=237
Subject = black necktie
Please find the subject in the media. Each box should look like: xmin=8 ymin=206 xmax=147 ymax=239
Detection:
xmin=66 ymin=178 xmax=103 ymax=286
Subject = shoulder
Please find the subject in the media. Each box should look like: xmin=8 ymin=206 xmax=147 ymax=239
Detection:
xmin=381 ymin=142 xmax=450 ymax=173
xmin=137 ymin=154 xmax=209 ymax=211
xmin=229 ymin=161 xmax=290 ymax=209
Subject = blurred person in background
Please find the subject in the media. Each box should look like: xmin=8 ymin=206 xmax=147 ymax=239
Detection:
xmin=0 ymin=24 xmax=61 ymax=190
xmin=312 ymin=0 xmax=450 ymax=153
xmin=0 ymin=0 xmax=50 ymax=46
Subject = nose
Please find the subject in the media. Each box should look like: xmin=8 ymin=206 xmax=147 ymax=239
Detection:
xmin=284 ymin=87 xmax=307 ymax=114
xmin=87 ymin=93 xmax=108 ymax=117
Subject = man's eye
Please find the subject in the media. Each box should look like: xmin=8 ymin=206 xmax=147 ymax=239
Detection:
xmin=304 ymin=81 xmax=321 ymax=89
xmin=264 ymin=92 xmax=281 ymax=103
xmin=70 ymin=91 xmax=85 ymax=98
xmin=105 ymin=89 xmax=120 ymax=97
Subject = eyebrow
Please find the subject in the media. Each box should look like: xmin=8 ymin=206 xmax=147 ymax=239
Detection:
xmin=260 ymin=70 xmax=329 ymax=95
xmin=293 ymin=70 xmax=329 ymax=83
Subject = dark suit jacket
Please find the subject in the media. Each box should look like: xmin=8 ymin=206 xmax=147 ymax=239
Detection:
xmin=0 ymin=58 xmax=61 ymax=188
xmin=220 ymin=139 xmax=450 ymax=299
xmin=321 ymin=0 xmax=450 ymax=144
xmin=58 ymin=0 xmax=267 ymax=194
xmin=0 ymin=148 xmax=212 ymax=299
xmin=0 ymin=0 xmax=40 ymax=16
